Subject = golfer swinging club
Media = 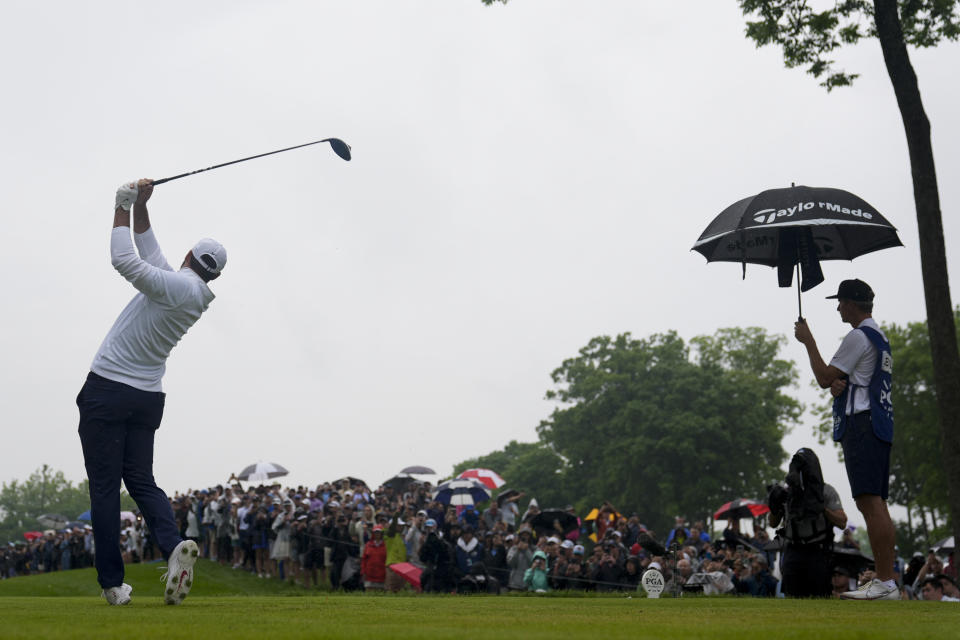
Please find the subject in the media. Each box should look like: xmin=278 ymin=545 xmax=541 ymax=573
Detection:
xmin=77 ymin=179 xmax=226 ymax=605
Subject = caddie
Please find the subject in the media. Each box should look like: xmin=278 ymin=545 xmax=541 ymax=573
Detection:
xmin=793 ymin=279 xmax=897 ymax=600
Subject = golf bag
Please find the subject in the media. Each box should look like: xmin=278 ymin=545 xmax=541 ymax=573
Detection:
xmin=770 ymin=448 xmax=831 ymax=546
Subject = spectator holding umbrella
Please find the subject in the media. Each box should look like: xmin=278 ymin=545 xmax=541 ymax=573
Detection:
xmin=497 ymin=490 xmax=523 ymax=532
xmin=251 ymin=506 xmax=271 ymax=578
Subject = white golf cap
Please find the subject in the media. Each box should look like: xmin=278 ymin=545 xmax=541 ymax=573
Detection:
xmin=191 ymin=238 xmax=227 ymax=274
xmin=560 ymin=539 xmax=574 ymax=549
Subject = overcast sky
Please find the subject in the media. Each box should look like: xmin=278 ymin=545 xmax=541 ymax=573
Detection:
xmin=2 ymin=1 xmax=958 ymax=530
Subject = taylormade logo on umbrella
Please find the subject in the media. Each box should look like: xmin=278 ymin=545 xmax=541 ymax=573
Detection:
xmin=751 ymin=201 xmax=875 ymax=225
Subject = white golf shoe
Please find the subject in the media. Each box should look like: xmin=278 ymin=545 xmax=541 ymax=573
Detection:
xmin=840 ymin=578 xmax=900 ymax=601
xmin=102 ymin=583 xmax=132 ymax=605
xmin=161 ymin=540 xmax=199 ymax=605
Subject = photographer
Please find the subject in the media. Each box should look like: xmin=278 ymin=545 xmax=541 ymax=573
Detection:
xmin=523 ymin=550 xmax=550 ymax=592
xmin=506 ymin=528 xmax=534 ymax=591
xmin=591 ymin=541 xmax=623 ymax=592
xmin=768 ymin=448 xmax=847 ymax=597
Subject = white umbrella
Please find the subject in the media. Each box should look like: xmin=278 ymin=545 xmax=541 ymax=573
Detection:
xmin=237 ymin=461 xmax=289 ymax=482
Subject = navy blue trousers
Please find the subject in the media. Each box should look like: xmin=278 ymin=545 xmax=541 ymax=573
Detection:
xmin=77 ymin=372 xmax=182 ymax=588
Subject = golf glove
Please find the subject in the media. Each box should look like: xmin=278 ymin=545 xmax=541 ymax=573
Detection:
xmin=115 ymin=182 xmax=138 ymax=211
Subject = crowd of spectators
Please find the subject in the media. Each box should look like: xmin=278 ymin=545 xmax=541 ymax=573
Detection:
xmin=2 ymin=527 xmax=96 ymax=578
xmin=3 ymin=478 xmax=958 ymax=601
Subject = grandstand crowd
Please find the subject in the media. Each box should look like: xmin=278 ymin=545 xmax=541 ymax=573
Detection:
xmin=3 ymin=477 xmax=957 ymax=600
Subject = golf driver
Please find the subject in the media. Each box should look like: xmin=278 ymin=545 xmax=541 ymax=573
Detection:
xmin=151 ymin=137 xmax=351 ymax=185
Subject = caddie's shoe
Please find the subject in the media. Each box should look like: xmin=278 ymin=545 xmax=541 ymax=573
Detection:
xmin=161 ymin=540 xmax=199 ymax=605
xmin=840 ymin=579 xmax=899 ymax=600
xmin=102 ymin=583 xmax=132 ymax=605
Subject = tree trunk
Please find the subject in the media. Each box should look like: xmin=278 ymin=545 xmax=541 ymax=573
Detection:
xmin=873 ymin=0 xmax=960 ymax=546
xmin=906 ymin=502 xmax=913 ymax=548
xmin=920 ymin=505 xmax=930 ymax=544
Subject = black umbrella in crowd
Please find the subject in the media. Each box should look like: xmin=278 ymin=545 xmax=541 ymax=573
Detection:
xmin=693 ymin=185 xmax=903 ymax=318
xmin=382 ymin=474 xmax=421 ymax=491
xmin=497 ymin=488 xmax=522 ymax=507
xmin=332 ymin=476 xmax=367 ymax=489
xmin=237 ymin=461 xmax=289 ymax=482
xmin=832 ymin=544 xmax=875 ymax=576
xmin=529 ymin=510 xmax=579 ymax=537
xmin=400 ymin=465 xmax=436 ymax=475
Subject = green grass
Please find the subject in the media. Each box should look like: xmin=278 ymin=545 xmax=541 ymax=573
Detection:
xmin=2 ymin=564 xmax=959 ymax=639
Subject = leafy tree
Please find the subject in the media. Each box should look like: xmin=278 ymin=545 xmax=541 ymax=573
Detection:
xmin=539 ymin=328 xmax=800 ymax=534
xmin=739 ymin=0 xmax=960 ymax=543
xmin=0 ymin=465 xmax=135 ymax=544
xmin=455 ymin=328 xmax=802 ymax=535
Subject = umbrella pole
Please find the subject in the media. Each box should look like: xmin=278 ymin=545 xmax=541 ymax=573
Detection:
xmin=796 ymin=258 xmax=803 ymax=321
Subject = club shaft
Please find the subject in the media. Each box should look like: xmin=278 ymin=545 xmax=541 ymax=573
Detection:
xmin=152 ymin=138 xmax=337 ymax=185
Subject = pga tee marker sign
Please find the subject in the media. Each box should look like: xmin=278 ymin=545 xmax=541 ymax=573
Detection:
xmin=642 ymin=569 xmax=665 ymax=598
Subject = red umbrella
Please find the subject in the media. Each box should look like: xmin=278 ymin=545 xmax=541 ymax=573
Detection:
xmin=457 ymin=468 xmax=505 ymax=490
xmin=388 ymin=562 xmax=422 ymax=592
xmin=23 ymin=531 xmax=43 ymax=541
xmin=713 ymin=499 xmax=770 ymax=520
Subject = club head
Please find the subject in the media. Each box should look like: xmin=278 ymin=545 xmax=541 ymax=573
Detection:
xmin=327 ymin=138 xmax=352 ymax=161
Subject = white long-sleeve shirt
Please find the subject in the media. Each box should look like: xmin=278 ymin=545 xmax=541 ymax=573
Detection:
xmin=90 ymin=226 xmax=214 ymax=392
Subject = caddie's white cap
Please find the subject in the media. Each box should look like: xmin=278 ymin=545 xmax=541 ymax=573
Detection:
xmin=191 ymin=238 xmax=227 ymax=274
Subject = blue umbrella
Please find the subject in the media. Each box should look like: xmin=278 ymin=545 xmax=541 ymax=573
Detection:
xmin=432 ymin=478 xmax=491 ymax=506
xmin=77 ymin=510 xmax=91 ymax=521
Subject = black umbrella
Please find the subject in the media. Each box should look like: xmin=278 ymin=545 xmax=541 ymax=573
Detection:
xmin=400 ymin=465 xmax=436 ymax=475
xmin=381 ymin=474 xmax=421 ymax=491
xmin=529 ymin=510 xmax=579 ymax=537
xmin=693 ymin=185 xmax=902 ymax=318
xmin=832 ymin=544 xmax=874 ymax=576
xmin=332 ymin=476 xmax=367 ymax=490
xmin=496 ymin=488 xmax=522 ymax=507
